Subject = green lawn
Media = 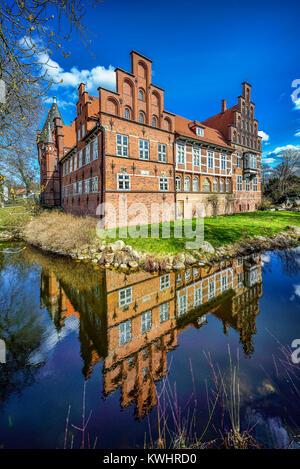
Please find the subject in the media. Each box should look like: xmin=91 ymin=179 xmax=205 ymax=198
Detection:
xmin=103 ymin=211 xmax=300 ymax=255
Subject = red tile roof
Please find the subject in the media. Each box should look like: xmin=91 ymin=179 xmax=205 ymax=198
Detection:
xmin=174 ymin=114 xmax=232 ymax=149
xmin=201 ymin=105 xmax=238 ymax=140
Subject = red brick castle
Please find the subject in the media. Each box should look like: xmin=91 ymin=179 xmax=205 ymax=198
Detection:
xmin=37 ymin=51 xmax=261 ymax=227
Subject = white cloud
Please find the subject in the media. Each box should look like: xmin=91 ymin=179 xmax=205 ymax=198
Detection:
xmin=264 ymin=144 xmax=300 ymax=157
xmin=262 ymin=157 xmax=275 ymax=164
xmin=261 ymin=253 xmax=270 ymax=265
xmin=293 ymin=284 xmax=300 ymax=298
xmin=295 ymin=130 xmax=300 ymax=137
xmin=258 ymin=130 xmax=270 ymax=142
xmin=39 ymin=53 xmax=116 ymax=94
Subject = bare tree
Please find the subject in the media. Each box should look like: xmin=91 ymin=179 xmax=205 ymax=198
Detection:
xmin=0 ymin=1 xmax=101 ymax=186
xmin=272 ymin=150 xmax=300 ymax=200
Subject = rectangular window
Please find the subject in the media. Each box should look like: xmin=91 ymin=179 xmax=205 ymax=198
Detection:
xmin=237 ymin=152 xmax=242 ymax=169
xmin=73 ymin=183 xmax=77 ymax=195
xmin=159 ymin=177 xmax=168 ymax=191
xmin=116 ymin=134 xmax=128 ymax=157
xmin=160 ymin=274 xmax=170 ymax=290
xmin=78 ymin=181 xmax=82 ymax=194
xmin=176 ymin=177 xmax=181 ymax=191
xmin=245 ymin=177 xmax=250 ymax=192
xmin=92 ymin=176 xmax=98 ymax=193
xmin=70 ymin=157 xmax=73 ymax=173
xmin=118 ymin=174 xmax=130 ymax=190
xmin=119 ymin=320 xmax=131 ymax=345
xmin=139 ymin=139 xmax=149 ymax=160
xmin=208 ymin=280 xmax=215 ymax=300
xmin=193 ymin=146 xmax=201 ymax=166
xmin=81 ymin=124 xmax=85 ymax=138
xmin=253 ymin=177 xmax=258 ymax=192
xmin=158 ymin=144 xmax=167 ymax=162
xmin=85 ymin=144 xmax=90 ymax=164
xmin=176 ymin=143 xmax=185 ymax=164
xmin=237 ymin=175 xmax=243 ymax=191
xmin=84 ymin=179 xmax=90 ymax=193
xmin=65 ymin=185 xmax=68 ymax=197
xmin=63 ymin=164 xmax=65 ymax=177
xmin=141 ymin=310 xmax=152 ymax=334
xmin=221 ymin=154 xmax=227 ymax=171
xmin=194 ymin=286 xmax=202 ymax=307
xmin=119 ymin=287 xmax=132 ymax=307
xmin=78 ymin=151 xmax=82 ymax=168
xmin=160 ymin=302 xmax=169 ymax=323
xmin=77 ymin=128 xmax=81 ymax=141
xmin=238 ymin=272 xmax=243 ymax=288
xmin=208 ymin=151 xmax=214 ymax=169
xmin=178 ymin=293 xmax=187 ymax=317
xmin=93 ymin=137 xmax=98 ymax=160
xmin=74 ymin=153 xmax=77 ymax=171
xmin=221 ymin=274 xmax=228 ymax=292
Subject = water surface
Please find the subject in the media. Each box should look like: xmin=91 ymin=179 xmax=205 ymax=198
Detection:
xmin=0 ymin=246 xmax=300 ymax=448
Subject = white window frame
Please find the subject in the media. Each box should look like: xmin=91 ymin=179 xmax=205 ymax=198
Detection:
xmin=85 ymin=143 xmax=90 ymax=164
xmin=193 ymin=146 xmax=201 ymax=166
xmin=74 ymin=153 xmax=77 ymax=171
xmin=158 ymin=143 xmax=167 ymax=162
xmin=213 ymin=179 xmax=218 ymax=192
xmin=175 ymin=176 xmax=181 ymax=191
xmin=184 ymin=176 xmax=190 ymax=192
xmin=92 ymin=176 xmax=98 ymax=193
xmin=78 ymin=150 xmax=82 ymax=168
xmin=176 ymin=143 xmax=185 ymax=164
xmin=160 ymin=274 xmax=170 ymax=290
xmin=73 ymin=182 xmax=77 ymax=195
xmin=159 ymin=177 xmax=168 ymax=191
xmin=139 ymin=139 xmax=149 ymax=160
xmin=237 ymin=175 xmax=243 ymax=192
xmin=84 ymin=178 xmax=90 ymax=194
xmin=253 ymin=177 xmax=258 ymax=192
xmin=221 ymin=153 xmax=227 ymax=171
xmin=160 ymin=302 xmax=169 ymax=323
xmin=194 ymin=285 xmax=202 ymax=307
xmin=178 ymin=293 xmax=188 ymax=317
xmin=93 ymin=137 xmax=98 ymax=160
xmin=118 ymin=173 xmax=130 ymax=190
xmin=119 ymin=320 xmax=131 ymax=345
xmin=116 ymin=134 xmax=128 ymax=157
xmin=192 ymin=177 xmax=198 ymax=192
xmin=119 ymin=287 xmax=132 ymax=307
xmin=78 ymin=181 xmax=82 ymax=194
xmin=141 ymin=310 xmax=152 ymax=333
xmin=245 ymin=177 xmax=250 ymax=192
xmin=196 ymin=127 xmax=204 ymax=137
xmin=208 ymin=151 xmax=214 ymax=170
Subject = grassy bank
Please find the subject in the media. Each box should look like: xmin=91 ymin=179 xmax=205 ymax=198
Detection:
xmin=105 ymin=210 xmax=300 ymax=254
xmin=23 ymin=209 xmax=300 ymax=256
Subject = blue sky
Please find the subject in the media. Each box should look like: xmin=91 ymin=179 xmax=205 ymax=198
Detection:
xmin=44 ymin=0 xmax=300 ymax=166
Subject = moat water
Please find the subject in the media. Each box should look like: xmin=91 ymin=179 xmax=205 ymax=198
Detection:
xmin=0 ymin=244 xmax=300 ymax=448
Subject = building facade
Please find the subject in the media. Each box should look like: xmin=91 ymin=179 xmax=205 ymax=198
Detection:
xmin=37 ymin=51 xmax=262 ymax=226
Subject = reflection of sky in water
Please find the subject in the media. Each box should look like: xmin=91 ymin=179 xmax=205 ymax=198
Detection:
xmin=0 ymin=247 xmax=299 ymax=448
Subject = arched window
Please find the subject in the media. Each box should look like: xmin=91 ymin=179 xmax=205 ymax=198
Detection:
xmin=139 ymin=112 xmax=144 ymax=124
xmin=138 ymin=89 xmax=144 ymax=101
xmin=124 ymin=107 xmax=130 ymax=119
xmin=192 ymin=177 xmax=198 ymax=192
xmin=226 ymin=180 xmax=230 ymax=192
xmin=202 ymin=178 xmax=211 ymax=192
xmin=184 ymin=176 xmax=190 ymax=192
xmin=213 ymin=179 xmax=218 ymax=192
xmin=152 ymin=116 xmax=158 ymax=127
xmin=220 ymin=180 xmax=224 ymax=192
xmin=175 ymin=176 xmax=181 ymax=191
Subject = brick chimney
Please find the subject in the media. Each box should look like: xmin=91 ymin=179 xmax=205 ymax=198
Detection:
xmin=221 ymin=99 xmax=227 ymax=113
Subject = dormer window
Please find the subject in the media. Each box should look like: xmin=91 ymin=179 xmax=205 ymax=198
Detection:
xmin=196 ymin=127 xmax=204 ymax=137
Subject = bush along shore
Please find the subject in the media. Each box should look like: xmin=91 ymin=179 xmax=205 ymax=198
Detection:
xmin=19 ymin=210 xmax=300 ymax=273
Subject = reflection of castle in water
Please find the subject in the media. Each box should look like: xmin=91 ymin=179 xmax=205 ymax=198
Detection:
xmin=39 ymin=253 xmax=262 ymax=419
